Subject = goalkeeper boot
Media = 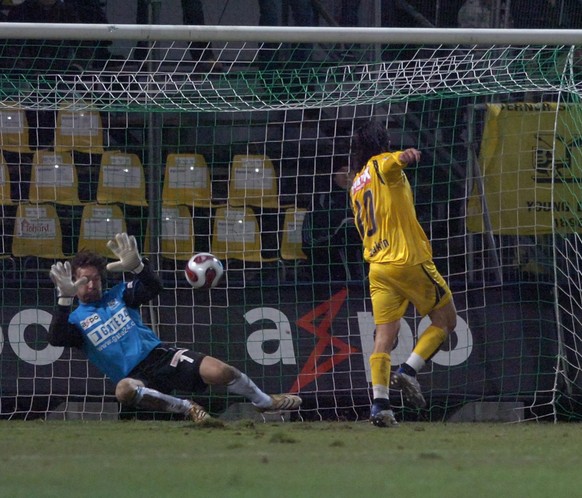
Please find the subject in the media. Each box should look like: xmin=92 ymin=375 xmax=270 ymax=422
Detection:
xmin=370 ymin=402 xmax=399 ymax=428
xmin=390 ymin=370 xmax=427 ymax=409
xmin=187 ymin=401 xmax=212 ymax=424
xmin=259 ymin=394 xmax=302 ymax=413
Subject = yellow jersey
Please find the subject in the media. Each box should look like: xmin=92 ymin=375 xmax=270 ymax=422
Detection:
xmin=350 ymin=151 xmax=432 ymax=266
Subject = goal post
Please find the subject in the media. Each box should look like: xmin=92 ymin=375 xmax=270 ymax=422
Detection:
xmin=0 ymin=23 xmax=581 ymax=422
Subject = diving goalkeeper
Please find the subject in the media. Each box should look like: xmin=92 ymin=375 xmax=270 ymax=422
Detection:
xmin=48 ymin=232 xmax=301 ymax=422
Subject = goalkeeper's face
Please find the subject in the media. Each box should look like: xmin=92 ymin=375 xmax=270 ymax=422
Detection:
xmin=75 ymin=266 xmax=103 ymax=304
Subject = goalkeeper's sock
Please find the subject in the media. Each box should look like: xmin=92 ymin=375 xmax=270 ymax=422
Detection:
xmin=227 ymin=370 xmax=272 ymax=409
xmin=370 ymin=352 xmax=391 ymax=401
xmin=134 ymin=386 xmax=192 ymax=414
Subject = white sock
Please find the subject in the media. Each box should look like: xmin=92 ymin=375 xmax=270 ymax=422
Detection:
xmin=405 ymin=352 xmax=426 ymax=373
xmin=372 ymin=385 xmax=389 ymax=400
xmin=227 ymin=371 xmax=272 ymax=408
xmin=135 ymin=386 xmax=192 ymax=414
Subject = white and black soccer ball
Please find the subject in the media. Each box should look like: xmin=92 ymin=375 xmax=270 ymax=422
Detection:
xmin=185 ymin=253 xmax=224 ymax=289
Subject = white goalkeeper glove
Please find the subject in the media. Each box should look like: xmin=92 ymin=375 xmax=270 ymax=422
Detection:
xmin=49 ymin=261 xmax=87 ymax=306
xmin=106 ymin=232 xmax=144 ymax=273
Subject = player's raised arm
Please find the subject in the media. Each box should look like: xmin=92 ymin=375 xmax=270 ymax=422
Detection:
xmin=398 ymin=148 xmax=421 ymax=165
xmin=49 ymin=261 xmax=87 ymax=306
xmin=106 ymin=232 xmax=163 ymax=307
xmin=106 ymin=232 xmax=144 ymax=274
xmin=47 ymin=261 xmax=85 ymax=348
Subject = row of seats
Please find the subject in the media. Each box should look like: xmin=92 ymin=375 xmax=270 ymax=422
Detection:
xmin=0 ymin=150 xmax=288 ymax=210
xmin=0 ymin=106 xmax=310 ymax=281
xmin=0 ymin=105 xmax=290 ymax=209
xmin=0 ymin=149 xmax=146 ymax=206
xmin=0 ymin=106 xmax=104 ymax=154
xmin=160 ymin=152 xmax=288 ymax=210
xmin=3 ymin=202 xmax=308 ymax=266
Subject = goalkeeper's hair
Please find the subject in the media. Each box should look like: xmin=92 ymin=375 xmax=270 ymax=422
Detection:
xmin=71 ymin=249 xmax=107 ymax=282
xmin=351 ymin=120 xmax=391 ymax=172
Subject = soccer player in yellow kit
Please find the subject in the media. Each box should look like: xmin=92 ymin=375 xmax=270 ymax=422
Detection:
xmin=350 ymin=121 xmax=457 ymax=427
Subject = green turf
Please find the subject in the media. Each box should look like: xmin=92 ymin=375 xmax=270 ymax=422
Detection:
xmin=1 ymin=419 xmax=580 ymax=498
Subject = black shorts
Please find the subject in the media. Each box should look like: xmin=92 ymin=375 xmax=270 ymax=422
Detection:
xmin=128 ymin=346 xmax=207 ymax=394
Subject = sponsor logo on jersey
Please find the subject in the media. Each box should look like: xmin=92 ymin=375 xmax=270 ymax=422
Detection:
xmin=80 ymin=313 xmax=101 ymax=330
xmin=351 ymin=166 xmax=371 ymax=194
xmin=86 ymin=307 xmax=132 ymax=348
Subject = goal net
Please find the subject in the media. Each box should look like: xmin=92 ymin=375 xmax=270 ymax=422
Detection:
xmin=1 ymin=23 xmax=581 ymax=423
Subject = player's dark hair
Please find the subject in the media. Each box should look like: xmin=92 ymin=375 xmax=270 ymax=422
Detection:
xmin=351 ymin=121 xmax=390 ymax=171
xmin=71 ymin=249 xmax=107 ymax=282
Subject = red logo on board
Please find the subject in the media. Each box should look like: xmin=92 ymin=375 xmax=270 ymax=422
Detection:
xmin=290 ymin=288 xmax=359 ymax=393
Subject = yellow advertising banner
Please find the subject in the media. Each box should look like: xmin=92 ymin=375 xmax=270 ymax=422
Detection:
xmin=466 ymin=103 xmax=582 ymax=235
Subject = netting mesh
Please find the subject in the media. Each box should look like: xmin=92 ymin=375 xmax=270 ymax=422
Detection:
xmin=1 ymin=25 xmax=582 ymax=422
xmin=0 ymin=43 xmax=579 ymax=112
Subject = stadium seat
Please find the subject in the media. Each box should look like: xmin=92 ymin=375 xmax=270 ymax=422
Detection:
xmin=0 ymin=248 xmax=16 ymax=281
xmin=0 ymin=154 xmax=14 ymax=206
xmin=280 ymin=207 xmax=308 ymax=259
xmin=162 ymin=153 xmax=217 ymax=208
xmin=96 ymin=151 xmax=148 ymax=207
xmin=12 ymin=203 xmax=66 ymax=259
xmin=145 ymin=205 xmax=195 ymax=261
xmin=280 ymin=207 xmax=308 ymax=261
xmin=0 ymin=159 xmax=16 ymax=276
xmin=279 ymin=207 xmax=308 ymax=281
xmin=0 ymin=106 xmax=31 ymax=153
xmin=227 ymin=154 xmax=282 ymax=209
xmin=28 ymin=150 xmax=82 ymax=205
xmin=54 ymin=106 xmax=104 ymax=154
xmin=78 ymin=203 xmax=127 ymax=257
xmin=211 ymin=206 xmax=278 ymax=263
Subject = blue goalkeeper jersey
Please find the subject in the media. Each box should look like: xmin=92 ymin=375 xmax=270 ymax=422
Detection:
xmin=68 ymin=282 xmax=161 ymax=383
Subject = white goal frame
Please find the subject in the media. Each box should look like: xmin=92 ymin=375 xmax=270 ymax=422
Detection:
xmin=1 ymin=23 xmax=581 ymax=422
xmin=0 ymin=23 xmax=580 ymax=46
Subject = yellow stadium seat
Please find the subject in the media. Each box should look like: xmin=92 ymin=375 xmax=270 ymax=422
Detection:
xmin=0 ymin=153 xmax=14 ymax=205
xmin=211 ymin=206 xmax=278 ymax=263
xmin=54 ymin=106 xmax=104 ymax=154
xmin=97 ymin=151 xmax=148 ymax=207
xmin=28 ymin=150 xmax=82 ymax=205
xmin=145 ymin=205 xmax=195 ymax=261
xmin=0 ymin=156 xmax=14 ymax=266
xmin=162 ymin=153 xmax=216 ymax=208
xmin=280 ymin=207 xmax=308 ymax=262
xmin=0 ymin=175 xmax=15 ymax=269
xmin=78 ymin=203 xmax=127 ymax=257
xmin=227 ymin=154 xmax=280 ymax=209
xmin=279 ymin=207 xmax=308 ymax=281
xmin=0 ymin=106 xmax=31 ymax=153
xmin=12 ymin=203 xmax=66 ymax=259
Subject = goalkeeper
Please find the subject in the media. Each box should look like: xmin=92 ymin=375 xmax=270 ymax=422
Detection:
xmin=349 ymin=121 xmax=457 ymax=428
xmin=48 ymin=232 xmax=301 ymax=422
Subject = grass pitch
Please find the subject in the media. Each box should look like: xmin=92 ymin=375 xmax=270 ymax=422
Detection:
xmin=1 ymin=419 xmax=580 ymax=498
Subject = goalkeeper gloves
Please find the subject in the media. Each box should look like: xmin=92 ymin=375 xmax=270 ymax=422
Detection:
xmin=106 ymin=232 xmax=144 ymax=274
xmin=49 ymin=261 xmax=88 ymax=306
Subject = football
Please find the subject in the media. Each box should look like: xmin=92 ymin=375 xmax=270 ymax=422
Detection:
xmin=185 ymin=253 xmax=224 ymax=289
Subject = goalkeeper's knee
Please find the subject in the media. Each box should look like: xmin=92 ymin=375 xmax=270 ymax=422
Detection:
xmin=115 ymin=377 xmax=145 ymax=405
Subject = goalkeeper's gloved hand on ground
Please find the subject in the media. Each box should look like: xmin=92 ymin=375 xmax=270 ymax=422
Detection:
xmin=106 ymin=232 xmax=144 ymax=274
xmin=49 ymin=261 xmax=87 ymax=306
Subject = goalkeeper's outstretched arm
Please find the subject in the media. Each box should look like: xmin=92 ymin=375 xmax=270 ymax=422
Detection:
xmin=106 ymin=232 xmax=164 ymax=307
xmin=48 ymin=306 xmax=84 ymax=348
xmin=123 ymin=259 xmax=164 ymax=308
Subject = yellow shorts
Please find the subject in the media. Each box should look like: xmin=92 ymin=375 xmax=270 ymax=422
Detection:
xmin=369 ymin=260 xmax=453 ymax=324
